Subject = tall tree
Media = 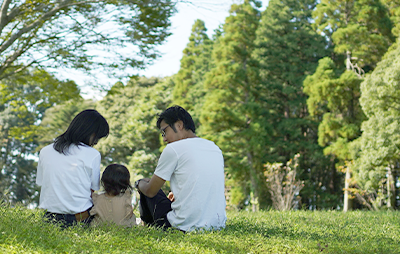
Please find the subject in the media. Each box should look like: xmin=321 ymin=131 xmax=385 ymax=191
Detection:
xmin=303 ymin=58 xmax=364 ymax=210
xmin=0 ymin=0 xmax=175 ymax=80
xmin=172 ymin=19 xmax=213 ymax=125
xmin=353 ymin=39 xmax=400 ymax=209
xmin=304 ymin=0 xmax=396 ymax=211
xmin=313 ymin=0 xmax=394 ymax=71
xmin=122 ymin=77 xmax=173 ymax=179
xmin=95 ymin=76 xmax=169 ymax=170
xmin=199 ymin=0 xmax=267 ymax=211
xmin=253 ymin=0 xmax=336 ymax=209
xmin=0 ymin=69 xmax=80 ymax=204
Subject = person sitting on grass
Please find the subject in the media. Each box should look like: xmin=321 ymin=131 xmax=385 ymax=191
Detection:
xmin=36 ymin=109 xmax=109 ymax=228
xmin=135 ymin=105 xmax=227 ymax=232
xmin=90 ymin=164 xmax=137 ymax=227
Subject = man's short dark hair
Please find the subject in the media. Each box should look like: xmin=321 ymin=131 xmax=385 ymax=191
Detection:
xmin=157 ymin=106 xmax=196 ymax=133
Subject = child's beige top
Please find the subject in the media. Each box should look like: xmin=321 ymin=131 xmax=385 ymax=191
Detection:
xmin=91 ymin=190 xmax=137 ymax=227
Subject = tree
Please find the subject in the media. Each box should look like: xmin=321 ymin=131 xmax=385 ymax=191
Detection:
xmin=200 ymin=0 xmax=266 ymax=211
xmin=122 ymin=77 xmax=173 ymax=179
xmin=353 ymin=38 xmax=400 ymax=210
xmin=303 ymin=58 xmax=365 ymax=210
xmin=304 ymin=0 xmax=396 ymax=211
xmin=377 ymin=0 xmax=400 ymax=37
xmin=0 ymin=0 xmax=175 ymax=80
xmin=252 ymin=0 xmax=337 ymax=209
xmin=95 ymin=76 xmax=170 ymax=172
xmin=313 ymin=0 xmax=394 ymax=71
xmin=0 ymin=69 xmax=81 ymax=204
xmin=90 ymin=76 xmax=174 ymax=192
xmin=172 ymin=19 xmax=213 ymax=125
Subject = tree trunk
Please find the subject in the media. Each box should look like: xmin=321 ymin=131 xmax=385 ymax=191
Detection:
xmin=247 ymin=152 xmax=258 ymax=212
xmin=387 ymin=165 xmax=395 ymax=209
xmin=343 ymin=166 xmax=351 ymax=212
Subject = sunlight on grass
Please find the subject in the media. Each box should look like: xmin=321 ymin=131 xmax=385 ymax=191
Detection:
xmin=1 ymin=204 xmax=399 ymax=253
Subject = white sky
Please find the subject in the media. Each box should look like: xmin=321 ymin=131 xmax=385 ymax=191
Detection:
xmin=72 ymin=0 xmax=269 ymax=99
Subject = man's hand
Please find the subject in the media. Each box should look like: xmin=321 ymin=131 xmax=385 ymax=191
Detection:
xmin=167 ymin=192 xmax=175 ymax=202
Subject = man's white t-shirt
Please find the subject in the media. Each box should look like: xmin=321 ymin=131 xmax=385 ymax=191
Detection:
xmin=36 ymin=143 xmax=101 ymax=214
xmin=154 ymin=137 xmax=227 ymax=232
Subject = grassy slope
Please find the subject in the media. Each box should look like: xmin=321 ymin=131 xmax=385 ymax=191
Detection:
xmin=0 ymin=205 xmax=399 ymax=254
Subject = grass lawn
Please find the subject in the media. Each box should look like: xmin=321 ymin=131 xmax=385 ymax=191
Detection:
xmin=0 ymin=204 xmax=399 ymax=253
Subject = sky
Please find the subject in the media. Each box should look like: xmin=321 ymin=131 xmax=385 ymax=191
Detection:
xmin=72 ymin=0 xmax=269 ymax=99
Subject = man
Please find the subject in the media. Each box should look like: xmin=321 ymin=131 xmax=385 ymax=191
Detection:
xmin=135 ymin=106 xmax=227 ymax=232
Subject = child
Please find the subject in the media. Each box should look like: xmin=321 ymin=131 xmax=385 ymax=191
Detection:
xmin=91 ymin=164 xmax=137 ymax=227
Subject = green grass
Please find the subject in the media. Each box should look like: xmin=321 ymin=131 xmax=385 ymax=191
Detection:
xmin=1 ymin=204 xmax=399 ymax=253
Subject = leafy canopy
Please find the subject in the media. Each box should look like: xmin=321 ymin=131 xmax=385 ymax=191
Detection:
xmin=0 ymin=0 xmax=175 ymax=81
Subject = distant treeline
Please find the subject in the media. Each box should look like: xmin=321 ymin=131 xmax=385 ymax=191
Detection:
xmin=1 ymin=0 xmax=400 ymax=211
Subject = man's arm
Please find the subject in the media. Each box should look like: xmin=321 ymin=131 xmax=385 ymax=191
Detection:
xmin=137 ymin=175 xmax=166 ymax=198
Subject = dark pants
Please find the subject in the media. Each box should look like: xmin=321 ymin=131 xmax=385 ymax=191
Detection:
xmin=139 ymin=189 xmax=172 ymax=229
xmin=43 ymin=208 xmax=94 ymax=228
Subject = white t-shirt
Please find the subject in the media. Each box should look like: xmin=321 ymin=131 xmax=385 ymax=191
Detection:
xmin=36 ymin=143 xmax=101 ymax=214
xmin=154 ymin=137 xmax=227 ymax=232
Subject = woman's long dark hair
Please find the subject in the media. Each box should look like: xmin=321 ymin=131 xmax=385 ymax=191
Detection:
xmin=53 ymin=109 xmax=109 ymax=154
xmin=101 ymin=164 xmax=132 ymax=196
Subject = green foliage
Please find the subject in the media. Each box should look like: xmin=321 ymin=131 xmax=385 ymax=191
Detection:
xmin=1 ymin=204 xmax=400 ymax=253
xmin=38 ymin=99 xmax=95 ymax=147
xmin=95 ymin=78 xmax=151 ymax=166
xmin=200 ymin=0 xmax=266 ymax=210
xmin=353 ymin=38 xmax=400 ymax=204
xmin=172 ymin=19 xmax=214 ymax=125
xmin=381 ymin=0 xmax=400 ymax=37
xmin=303 ymin=0 xmax=397 ymax=209
xmin=313 ymin=0 xmax=394 ymax=69
xmin=253 ymin=0 xmax=338 ymax=209
xmin=254 ymin=0 xmax=329 ymax=162
xmin=123 ymin=78 xmax=173 ymax=179
xmin=0 ymin=69 xmax=81 ymax=204
xmin=304 ymin=64 xmax=364 ymax=158
xmin=0 ymin=0 xmax=176 ymax=80
xmin=95 ymin=76 xmax=172 ymax=181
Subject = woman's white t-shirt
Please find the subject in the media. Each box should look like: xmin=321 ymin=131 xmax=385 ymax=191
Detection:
xmin=36 ymin=143 xmax=101 ymax=214
xmin=154 ymin=138 xmax=227 ymax=232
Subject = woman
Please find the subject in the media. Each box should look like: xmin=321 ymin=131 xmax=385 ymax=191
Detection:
xmin=36 ymin=109 xmax=109 ymax=227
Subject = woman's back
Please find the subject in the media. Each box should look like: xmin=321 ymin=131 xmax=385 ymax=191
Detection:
xmin=36 ymin=143 xmax=101 ymax=214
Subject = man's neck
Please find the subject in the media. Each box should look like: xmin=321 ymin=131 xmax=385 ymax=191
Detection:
xmin=182 ymin=130 xmax=197 ymax=140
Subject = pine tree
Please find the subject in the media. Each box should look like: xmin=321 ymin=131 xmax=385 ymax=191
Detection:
xmin=304 ymin=0 xmax=395 ymax=210
xmin=199 ymin=0 xmax=267 ymax=211
xmin=253 ymin=0 xmax=337 ymax=209
xmin=172 ymin=19 xmax=213 ymax=125
xmin=303 ymin=58 xmax=365 ymax=210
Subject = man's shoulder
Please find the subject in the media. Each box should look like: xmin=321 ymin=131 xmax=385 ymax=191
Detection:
xmin=171 ymin=137 xmax=215 ymax=146
xmin=168 ymin=138 xmax=221 ymax=154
